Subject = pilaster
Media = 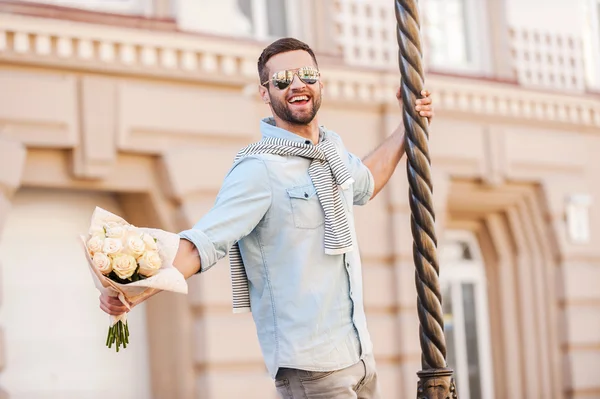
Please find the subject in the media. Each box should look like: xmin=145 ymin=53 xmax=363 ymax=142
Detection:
xmin=0 ymin=137 xmax=27 ymax=399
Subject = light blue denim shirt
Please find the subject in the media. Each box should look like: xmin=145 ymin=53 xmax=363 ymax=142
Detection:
xmin=179 ymin=117 xmax=375 ymax=379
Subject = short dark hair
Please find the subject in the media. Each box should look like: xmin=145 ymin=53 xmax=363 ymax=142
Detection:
xmin=257 ymin=38 xmax=319 ymax=84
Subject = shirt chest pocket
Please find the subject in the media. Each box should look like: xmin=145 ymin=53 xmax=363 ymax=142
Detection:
xmin=286 ymin=184 xmax=325 ymax=229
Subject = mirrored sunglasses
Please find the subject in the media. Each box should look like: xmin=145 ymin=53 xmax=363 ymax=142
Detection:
xmin=262 ymin=66 xmax=320 ymax=90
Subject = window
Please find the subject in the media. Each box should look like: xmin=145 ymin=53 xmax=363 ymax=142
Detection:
xmin=583 ymin=0 xmax=600 ymax=89
xmin=440 ymin=231 xmax=494 ymax=399
xmin=176 ymin=0 xmax=300 ymax=41
xmin=421 ymin=0 xmax=490 ymax=74
xmin=23 ymin=0 xmax=154 ymax=16
xmin=237 ymin=0 xmax=300 ymax=40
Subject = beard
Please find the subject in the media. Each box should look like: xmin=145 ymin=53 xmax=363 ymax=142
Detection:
xmin=269 ymin=90 xmax=322 ymax=125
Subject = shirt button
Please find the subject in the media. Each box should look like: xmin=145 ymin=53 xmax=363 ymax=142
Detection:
xmin=305 ymin=140 xmax=310 ymax=145
xmin=304 ymin=193 xmax=309 ymax=198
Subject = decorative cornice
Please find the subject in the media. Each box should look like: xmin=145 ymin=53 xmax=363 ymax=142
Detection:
xmin=0 ymin=13 xmax=599 ymax=129
xmin=418 ymin=73 xmax=600 ymax=129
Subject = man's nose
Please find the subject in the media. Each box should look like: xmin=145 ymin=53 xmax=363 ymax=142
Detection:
xmin=289 ymin=74 xmax=306 ymax=90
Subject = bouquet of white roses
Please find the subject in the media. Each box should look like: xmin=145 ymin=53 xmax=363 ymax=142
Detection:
xmin=80 ymin=207 xmax=188 ymax=352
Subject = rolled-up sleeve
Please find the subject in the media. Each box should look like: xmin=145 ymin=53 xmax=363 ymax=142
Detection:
xmin=179 ymin=156 xmax=272 ymax=272
xmin=347 ymin=151 xmax=374 ymax=205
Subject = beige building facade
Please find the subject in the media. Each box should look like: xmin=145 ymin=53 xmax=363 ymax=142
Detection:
xmin=0 ymin=0 xmax=599 ymax=398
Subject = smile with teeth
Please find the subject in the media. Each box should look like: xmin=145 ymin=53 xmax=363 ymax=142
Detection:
xmin=288 ymin=95 xmax=310 ymax=104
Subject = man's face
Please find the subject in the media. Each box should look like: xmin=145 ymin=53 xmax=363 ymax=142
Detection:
xmin=260 ymin=50 xmax=323 ymax=125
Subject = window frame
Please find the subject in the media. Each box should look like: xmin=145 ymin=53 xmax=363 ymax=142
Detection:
xmin=439 ymin=230 xmax=495 ymax=399
xmin=245 ymin=0 xmax=302 ymax=41
xmin=422 ymin=0 xmax=492 ymax=75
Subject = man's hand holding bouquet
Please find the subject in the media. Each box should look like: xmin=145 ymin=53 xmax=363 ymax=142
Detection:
xmin=80 ymin=207 xmax=188 ymax=352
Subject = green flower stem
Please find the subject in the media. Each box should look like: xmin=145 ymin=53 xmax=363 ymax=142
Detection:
xmin=107 ymin=325 xmax=114 ymax=349
xmin=118 ymin=322 xmax=123 ymax=352
xmin=119 ymin=322 xmax=124 ymax=348
xmin=106 ymin=326 xmax=111 ymax=347
xmin=122 ymin=322 xmax=127 ymax=348
xmin=105 ymin=320 xmax=131 ymax=352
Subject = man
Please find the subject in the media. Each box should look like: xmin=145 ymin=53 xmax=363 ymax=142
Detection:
xmin=100 ymin=38 xmax=434 ymax=398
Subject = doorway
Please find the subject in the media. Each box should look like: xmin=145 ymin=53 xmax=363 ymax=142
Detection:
xmin=0 ymin=188 xmax=152 ymax=398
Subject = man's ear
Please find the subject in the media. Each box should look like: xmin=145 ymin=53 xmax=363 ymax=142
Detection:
xmin=259 ymin=85 xmax=270 ymax=104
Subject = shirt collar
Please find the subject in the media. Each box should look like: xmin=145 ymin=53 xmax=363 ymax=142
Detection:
xmin=260 ymin=117 xmax=327 ymax=145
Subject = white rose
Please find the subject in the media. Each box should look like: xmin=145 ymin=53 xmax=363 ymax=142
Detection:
xmin=88 ymin=224 xmax=105 ymax=237
xmin=124 ymin=234 xmax=145 ymax=257
xmin=141 ymin=233 xmax=158 ymax=251
xmin=104 ymin=222 xmax=125 ymax=238
xmin=99 ymin=213 xmax=127 ymax=224
xmin=87 ymin=235 xmax=105 ymax=255
xmin=102 ymin=238 xmax=123 ymax=255
xmin=138 ymin=251 xmax=162 ymax=277
xmin=112 ymin=254 xmax=138 ymax=279
xmin=92 ymin=252 xmax=112 ymax=275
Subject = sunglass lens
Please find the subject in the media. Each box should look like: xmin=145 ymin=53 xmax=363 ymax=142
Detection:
xmin=301 ymin=76 xmax=318 ymax=84
xmin=270 ymin=68 xmax=318 ymax=89
xmin=274 ymin=79 xmax=291 ymax=90
xmin=273 ymin=70 xmax=292 ymax=89
xmin=298 ymin=68 xmax=319 ymax=84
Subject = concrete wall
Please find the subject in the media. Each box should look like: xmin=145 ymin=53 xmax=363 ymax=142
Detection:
xmin=505 ymin=0 xmax=587 ymax=35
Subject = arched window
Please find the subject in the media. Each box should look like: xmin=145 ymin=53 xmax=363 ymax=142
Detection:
xmin=439 ymin=231 xmax=495 ymax=399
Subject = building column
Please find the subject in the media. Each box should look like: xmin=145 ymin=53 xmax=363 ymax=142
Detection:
xmin=545 ymin=186 xmax=597 ymax=398
xmin=487 ymin=0 xmax=514 ymax=80
xmin=0 ymin=137 xmax=27 ymax=399
xmin=310 ymin=0 xmax=339 ymax=55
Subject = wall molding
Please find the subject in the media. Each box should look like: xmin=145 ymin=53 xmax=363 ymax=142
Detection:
xmin=0 ymin=13 xmax=598 ymax=129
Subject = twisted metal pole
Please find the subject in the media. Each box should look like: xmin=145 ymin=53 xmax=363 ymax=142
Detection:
xmin=394 ymin=1 xmax=458 ymax=397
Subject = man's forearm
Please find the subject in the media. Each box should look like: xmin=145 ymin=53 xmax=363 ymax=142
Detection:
xmin=129 ymin=238 xmax=200 ymax=307
xmin=363 ymin=124 xmax=405 ymax=199
xmin=174 ymin=238 xmax=202 ymax=278
xmin=362 ymin=89 xmax=433 ymax=200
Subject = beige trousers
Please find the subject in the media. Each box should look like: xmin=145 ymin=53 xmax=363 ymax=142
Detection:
xmin=275 ymin=354 xmax=381 ymax=399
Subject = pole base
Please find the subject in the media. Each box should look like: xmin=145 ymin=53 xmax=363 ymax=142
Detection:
xmin=416 ymin=368 xmax=458 ymax=399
